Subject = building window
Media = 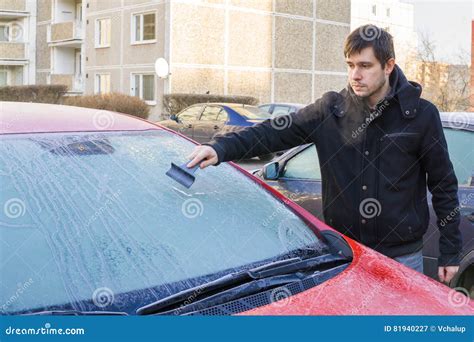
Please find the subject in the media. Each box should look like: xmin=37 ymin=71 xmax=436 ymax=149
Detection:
xmin=372 ymin=5 xmax=377 ymax=15
xmin=0 ymin=70 xmax=7 ymax=86
xmin=132 ymin=12 xmax=155 ymax=43
xmin=386 ymin=8 xmax=391 ymax=17
xmin=0 ymin=24 xmax=9 ymax=41
xmin=131 ymin=74 xmax=155 ymax=103
xmin=95 ymin=74 xmax=111 ymax=94
xmin=95 ymin=18 xmax=111 ymax=48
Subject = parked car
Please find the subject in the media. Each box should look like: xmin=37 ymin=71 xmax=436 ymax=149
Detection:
xmin=159 ymin=103 xmax=274 ymax=161
xmin=259 ymin=103 xmax=305 ymax=116
xmin=0 ymin=102 xmax=472 ymax=315
xmin=258 ymin=103 xmax=307 ymax=157
xmin=253 ymin=112 xmax=474 ymax=297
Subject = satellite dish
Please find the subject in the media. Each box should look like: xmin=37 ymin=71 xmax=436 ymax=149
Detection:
xmin=155 ymin=58 xmax=169 ymax=79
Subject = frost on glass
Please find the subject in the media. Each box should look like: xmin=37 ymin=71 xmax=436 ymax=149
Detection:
xmin=0 ymin=130 xmax=326 ymax=314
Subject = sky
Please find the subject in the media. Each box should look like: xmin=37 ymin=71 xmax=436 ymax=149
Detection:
xmin=407 ymin=0 xmax=473 ymax=64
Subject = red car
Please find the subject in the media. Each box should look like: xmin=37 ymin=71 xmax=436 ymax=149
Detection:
xmin=0 ymin=102 xmax=472 ymax=316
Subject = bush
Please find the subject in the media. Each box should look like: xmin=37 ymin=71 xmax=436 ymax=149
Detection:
xmin=0 ymin=85 xmax=67 ymax=103
xmin=163 ymin=93 xmax=259 ymax=116
xmin=63 ymin=92 xmax=150 ymax=119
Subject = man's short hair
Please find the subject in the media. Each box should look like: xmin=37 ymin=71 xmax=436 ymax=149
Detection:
xmin=344 ymin=25 xmax=395 ymax=68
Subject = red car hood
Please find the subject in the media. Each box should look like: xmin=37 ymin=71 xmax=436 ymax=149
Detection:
xmin=239 ymin=238 xmax=473 ymax=315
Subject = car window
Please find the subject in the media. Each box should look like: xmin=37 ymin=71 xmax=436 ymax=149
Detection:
xmin=200 ymin=106 xmax=222 ymax=121
xmin=178 ymin=106 xmax=202 ymax=121
xmin=217 ymin=110 xmax=228 ymax=123
xmin=282 ymin=144 xmax=321 ymax=180
xmin=259 ymin=105 xmax=271 ymax=113
xmin=272 ymin=105 xmax=291 ymax=116
xmin=0 ymin=131 xmax=327 ymax=314
xmin=232 ymin=106 xmax=272 ymax=120
xmin=443 ymin=128 xmax=473 ymax=186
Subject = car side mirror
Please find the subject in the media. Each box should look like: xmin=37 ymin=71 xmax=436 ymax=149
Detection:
xmin=262 ymin=161 xmax=280 ymax=180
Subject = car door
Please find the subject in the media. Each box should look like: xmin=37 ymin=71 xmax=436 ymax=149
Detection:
xmin=193 ymin=106 xmax=224 ymax=143
xmin=266 ymin=144 xmax=324 ymax=220
xmin=423 ymin=127 xmax=474 ymax=281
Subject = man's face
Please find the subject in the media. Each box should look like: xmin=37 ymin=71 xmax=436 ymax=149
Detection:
xmin=346 ymin=47 xmax=389 ymax=98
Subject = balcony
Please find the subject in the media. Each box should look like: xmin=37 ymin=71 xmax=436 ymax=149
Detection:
xmin=0 ymin=0 xmax=26 ymax=13
xmin=49 ymin=74 xmax=84 ymax=93
xmin=0 ymin=42 xmax=25 ymax=59
xmin=48 ymin=21 xmax=83 ymax=47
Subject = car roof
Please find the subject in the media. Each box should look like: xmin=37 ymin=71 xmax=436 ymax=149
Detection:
xmin=259 ymin=103 xmax=305 ymax=108
xmin=440 ymin=112 xmax=474 ymax=131
xmin=0 ymin=101 xmax=159 ymax=135
xmin=188 ymin=102 xmax=258 ymax=108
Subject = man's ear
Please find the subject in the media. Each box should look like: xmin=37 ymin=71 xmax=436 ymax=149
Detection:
xmin=385 ymin=58 xmax=395 ymax=75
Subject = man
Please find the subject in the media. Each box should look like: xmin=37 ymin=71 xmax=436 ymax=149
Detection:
xmin=186 ymin=25 xmax=461 ymax=283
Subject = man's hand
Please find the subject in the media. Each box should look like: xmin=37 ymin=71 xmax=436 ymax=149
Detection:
xmin=438 ymin=266 xmax=459 ymax=284
xmin=186 ymin=145 xmax=219 ymax=169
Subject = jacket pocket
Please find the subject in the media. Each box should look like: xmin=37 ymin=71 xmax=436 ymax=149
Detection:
xmin=378 ymin=213 xmax=419 ymax=244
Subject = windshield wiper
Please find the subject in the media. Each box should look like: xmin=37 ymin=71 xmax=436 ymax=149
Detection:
xmin=136 ymin=253 xmax=350 ymax=315
xmin=23 ymin=310 xmax=128 ymax=316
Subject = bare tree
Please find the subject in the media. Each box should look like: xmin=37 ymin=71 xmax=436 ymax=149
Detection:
xmin=406 ymin=32 xmax=470 ymax=112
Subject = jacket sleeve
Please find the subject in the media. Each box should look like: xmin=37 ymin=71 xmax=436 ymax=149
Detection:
xmin=419 ymin=104 xmax=462 ymax=266
xmin=203 ymin=98 xmax=328 ymax=164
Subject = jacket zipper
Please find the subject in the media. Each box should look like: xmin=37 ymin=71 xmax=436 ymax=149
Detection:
xmin=380 ymin=132 xmax=418 ymax=141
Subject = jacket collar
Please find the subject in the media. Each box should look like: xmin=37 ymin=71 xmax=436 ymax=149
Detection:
xmin=388 ymin=64 xmax=422 ymax=119
xmin=343 ymin=64 xmax=422 ymax=119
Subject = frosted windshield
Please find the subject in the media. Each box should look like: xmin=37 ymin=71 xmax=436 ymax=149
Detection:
xmin=0 ymin=130 xmax=325 ymax=313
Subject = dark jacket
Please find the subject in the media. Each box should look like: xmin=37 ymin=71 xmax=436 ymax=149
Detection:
xmin=205 ymin=65 xmax=461 ymax=266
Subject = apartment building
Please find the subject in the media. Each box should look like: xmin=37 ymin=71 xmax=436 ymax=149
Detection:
xmin=0 ymin=0 xmax=36 ymax=87
xmin=33 ymin=0 xmax=84 ymax=93
xmin=84 ymin=0 xmax=351 ymax=120
xmin=1 ymin=0 xmax=351 ymax=121
xmin=351 ymin=0 xmax=417 ymax=74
